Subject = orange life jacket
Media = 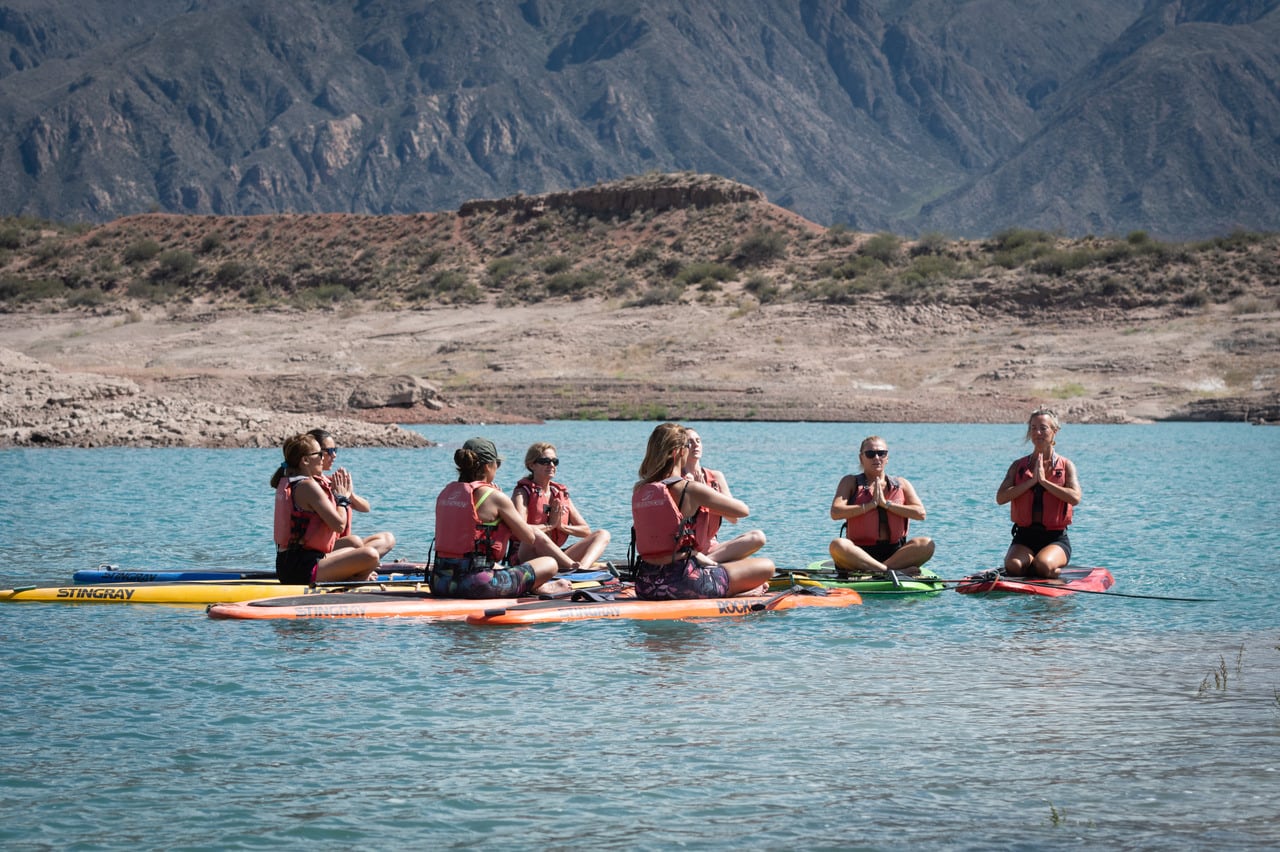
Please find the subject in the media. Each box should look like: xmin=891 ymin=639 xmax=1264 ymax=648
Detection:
xmin=844 ymin=474 xmax=909 ymax=546
xmin=435 ymin=480 xmax=511 ymax=561
xmin=691 ymin=467 xmax=723 ymax=551
xmin=273 ymin=475 xmax=342 ymax=554
xmin=632 ymin=477 xmax=698 ymax=564
xmin=1010 ymin=454 xmax=1074 ymax=529
xmin=513 ymin=477 xmax=573 ymax=547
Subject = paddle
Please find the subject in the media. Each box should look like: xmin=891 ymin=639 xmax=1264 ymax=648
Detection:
xmin=751 ymin=584 xmax=828 ymax=611
xmin=955 ymin=577 xmax=1218 ymax=602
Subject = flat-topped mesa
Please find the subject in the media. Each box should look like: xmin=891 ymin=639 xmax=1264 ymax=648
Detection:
xmin=458 ymin=173 xmax=765 ymax=218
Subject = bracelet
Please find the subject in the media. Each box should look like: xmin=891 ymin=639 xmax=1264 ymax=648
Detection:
xmin=335 ymin=495 xmax=351 ymax=508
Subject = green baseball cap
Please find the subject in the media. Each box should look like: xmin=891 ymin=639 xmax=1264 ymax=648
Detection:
xmin=463 ymin=436 xmax=502 ymax=464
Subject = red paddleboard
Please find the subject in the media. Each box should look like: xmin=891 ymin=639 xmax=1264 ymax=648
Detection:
xmin=955 ymin=566 xmax=1115 ymax=597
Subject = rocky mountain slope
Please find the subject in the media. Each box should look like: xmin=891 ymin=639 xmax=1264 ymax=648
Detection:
xmin=1 ymin=0 xmax=1277 ymax=239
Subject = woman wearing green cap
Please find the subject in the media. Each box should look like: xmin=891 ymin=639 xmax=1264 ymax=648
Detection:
xmin=431 ymin=437 xmax=578 ymax=598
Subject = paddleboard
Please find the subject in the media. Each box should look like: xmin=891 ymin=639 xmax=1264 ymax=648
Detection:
xmin=466 ymin=587 xmax=862 ymax=625
xmin=954 ymin=566 xmax=1115 ymax=597
xmin=208 ymin=591 xmax=528 ymax=621
xmin=0 ymin=578 xmax=427 ymax=606
xmin=72 ymin=561 xmax=429 ymax=584
xmin=773 ymin=560 xmax=947 ymax=596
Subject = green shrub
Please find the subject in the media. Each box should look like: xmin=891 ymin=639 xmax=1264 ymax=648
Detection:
xmin=736 ymin=228 xmax=787 ymax=265
xmin=198 ymin=233 xmax=224 ymax=254
xmin=991 ymin=227 xmax=1054 ymax=251
xmin=0 ymin=274 xmax=65 ymax=302
xmin=214 ymin=261 xmax=250 ymax=288
xmin=547 ymin=269 xmax=602 ymax=296
xmin=1029 ymin=249 xmax=1095 ymax=276
xmin=911 ymin=232 xmax=950 ymax=256
xmin=65 ymin=287 xmax=108 ymax=307
xmin=123 ymin=240 xmax=162 ymax=264
xmin=900 ymin=254 xmax=958 ymax=283
xmin=629 ymin=283 xmax=684 ymax=306
xmin=675 ymin=262 xmax=735 ymax=286
xmin=826 ymin=223 xmax=854 ymax=246
xmin=860 ymin=232 xmax=901 ymax=265
xmin=151 ymin=249 xmax=197 ymax=281
xmin=0 ymin=227 xmax=22 ymax=250
xmin=832 ymin=256 xmax=886 ymax=279
xmin=541 ymin=255 xmax=572 ymax=274
xmin=417 ymin=248 xmax=443 ymax=270
xmin=625 ymin=246 xmax=659 ymax=268
xmin=127 ymin=279 xmax=178 ymax=303
xmin=744 ymin=274 xmax=780 ymax=303
xmin=485 ymin=257 xmax=520 ymax=285
xmin=297 ymin=283 xmax=354 ymax=306
xmin=32 ymin=240 xmax=66 ymax=265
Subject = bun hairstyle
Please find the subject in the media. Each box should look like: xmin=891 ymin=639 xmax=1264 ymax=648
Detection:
xmin=453 ymin=447 xmax=488 ymax=482
xmin=1024 ymin=406 xmax=1062 ymax=444
xmin=271 ymin=433 xmax=319 ymax=488
xmin=454 ymin=436 xmax=502 ymax=482
xmin=636 ymin=422 xmax=687 ymax=487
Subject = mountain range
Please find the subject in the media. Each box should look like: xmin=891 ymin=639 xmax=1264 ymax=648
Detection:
xmin=1 ymin=0 xmax=1277 ymax=239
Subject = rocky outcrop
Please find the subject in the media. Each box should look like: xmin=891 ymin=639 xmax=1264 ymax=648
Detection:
xmin=1166 ymin=393 xmax=1280 ymax=424
xmin=0 ymin=348 xmax=435 ymax=448
xmin=458 ymin=174 xmax=765 ymax=218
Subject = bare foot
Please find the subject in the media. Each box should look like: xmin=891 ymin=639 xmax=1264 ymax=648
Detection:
xmin=533 ymin=578 xmax=573 ymax=596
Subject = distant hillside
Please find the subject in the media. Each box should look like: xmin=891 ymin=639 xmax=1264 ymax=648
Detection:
xmin=1 ymin=0 xmax=1278 ymax=239
xmin=1 ymin=172 xmax=1276 ymax=321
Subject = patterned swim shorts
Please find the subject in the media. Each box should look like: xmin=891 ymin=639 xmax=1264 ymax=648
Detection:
xmin=634 ymin=556 xmax=730 ymax=600
xmin=430 ymin=556 xmax=539 ymax=598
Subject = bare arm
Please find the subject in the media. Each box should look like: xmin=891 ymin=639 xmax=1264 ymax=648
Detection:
xmin=558 ymin=496 xmax=591 ymax=539
xmin=887 ymin=477 xmax=927 ymax=522
xmin=996 ymin=461 xmax=1031 ymax=505
xmin=488 ymin=489 xmax=578 ymax=571
xmin=686 ymin=480 xmax=749 ymax=520
xmin=294 ymin=478 xmax=349 ymax=532
xmin=1041 ymin=459 xmax=1082 ymax=506
xmin=830 ymin=474 xmax=875 ymax=522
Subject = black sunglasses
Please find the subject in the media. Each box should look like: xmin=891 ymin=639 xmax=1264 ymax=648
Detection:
xmin=534 ymin=456 xmax=560 ymax=466
xmin=322 ymin=447 xmax=338 ymax=457
xmin=862 ymin=449 xmax=889 ymax=458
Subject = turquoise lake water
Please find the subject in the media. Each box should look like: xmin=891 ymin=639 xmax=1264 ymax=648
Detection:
xmin=2 ymin=421 xmax=1278 ymax=849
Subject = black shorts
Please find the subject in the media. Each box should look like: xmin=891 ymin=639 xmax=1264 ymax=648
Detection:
xmin=861 ymin=540 xmax=904 ymax=563
xmin=1011 ymin=525 xmax=1072 ymax=562
xmin=276 ymin=548 xmax=324 ymax=585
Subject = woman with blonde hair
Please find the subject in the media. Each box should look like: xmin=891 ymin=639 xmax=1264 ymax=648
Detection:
xmin=271 ymin=433 xmax=381 ymax=584
xmin=828 ymin=435 xmax=934 ymax=576
xmin=996 ymin=407 xmax=1082 ymax=579
xmin=510 ymin=441 xmax=612 ymax=569
xmin=630 ymin=423 xmax=774 ymax=600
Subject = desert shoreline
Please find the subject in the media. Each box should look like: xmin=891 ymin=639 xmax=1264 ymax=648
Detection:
xmin=2 ymin=298 xmax=1276 ymax=449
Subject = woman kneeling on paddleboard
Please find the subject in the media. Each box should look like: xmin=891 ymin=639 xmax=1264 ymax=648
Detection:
xmin=996 ymin=407 xmax=1082 ymax=579
xmin=272 ymin=433 xmax=381 ymax=584
xmin=431 ymin=437 xmax=577 ymax=599
xmin=631 ymin=423 xmax=775 ymax=600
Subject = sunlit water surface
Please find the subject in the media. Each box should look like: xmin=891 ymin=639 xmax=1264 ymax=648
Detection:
xmin=2 ymin=422 xmax=1277 ymax=849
